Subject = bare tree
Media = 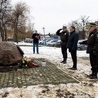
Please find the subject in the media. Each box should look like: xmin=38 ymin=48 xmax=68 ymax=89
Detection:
xmin=68 ymin=16 xmax=90 ymax=39
xmin=80 ymin=16 xmax=89 ymax=32
xmin=0 ymin=0 xmax=12 ymax=41
xmin=69 ymin=20 xmax=83 ymax=32
xmin=11 ymin=2 xmax=29 ymax=42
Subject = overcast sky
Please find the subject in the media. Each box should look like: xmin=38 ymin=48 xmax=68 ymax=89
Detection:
xmin=11 ymin=0 xmax=98 ymax=34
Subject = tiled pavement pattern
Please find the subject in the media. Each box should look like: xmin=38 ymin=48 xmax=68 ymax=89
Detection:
xmin=0 ymin=59 xmax=78 ymax=88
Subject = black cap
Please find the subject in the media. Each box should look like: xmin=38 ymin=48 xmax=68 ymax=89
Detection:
xmin=63 ymin=25 xmax=67 ymax=28
xmin=90 ymin=23 xmax=96 ymax=26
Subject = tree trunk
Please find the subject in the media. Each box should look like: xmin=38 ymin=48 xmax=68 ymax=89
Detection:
xmin=14 ymin=23 xmax=18 ymax=43
xmin=4 ymin=26 xmax=7 ymax=41
xmin=1 ymin=30 xmax=5 ymax=41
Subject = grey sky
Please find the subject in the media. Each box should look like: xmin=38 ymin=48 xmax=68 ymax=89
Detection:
xmin=11 ymin=0 xmax=98 ymax=34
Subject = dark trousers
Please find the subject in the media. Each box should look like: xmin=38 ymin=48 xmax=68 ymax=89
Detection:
xmin=61 ymin=46 xmax=67 ymax=61
xmin=70 ymin=50 xmax=77 ymax=68
xmin=33 ymin=42 xmax=39 ymax=53
xmin=90 ymin=52 xmax=98 ymax=75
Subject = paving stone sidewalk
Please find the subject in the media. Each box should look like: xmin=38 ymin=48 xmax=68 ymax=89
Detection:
xmin=0 ymin=59 xmax=78 ymax=88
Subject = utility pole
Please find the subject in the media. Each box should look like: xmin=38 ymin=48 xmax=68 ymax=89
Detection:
xmin=42 ymin=27 xmax=46 ymax=45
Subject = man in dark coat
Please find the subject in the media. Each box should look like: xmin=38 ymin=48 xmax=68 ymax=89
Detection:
xmin=32 ymin=30 xmax=40 ymax=54
xmin=80 ymin=23 xmax=98 ymax=79
xmin=67 ymin=26 xmax=79 ymax=70
xmin=56 ymin=26 xmax=69 ymax=64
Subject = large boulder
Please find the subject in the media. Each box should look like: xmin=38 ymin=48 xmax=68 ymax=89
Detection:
xmin=0 ymin=42 xmax=24 ymax=66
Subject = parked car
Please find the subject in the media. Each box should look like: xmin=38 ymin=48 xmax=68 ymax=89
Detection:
xmin=39 ymin=39 xmax=46 ymax=45
xmin=77 ymin=39 xmax=87 ymax=50
xmin=54 ymin=40 xmax=61 ymax=47
xmin=46 ymin=39 xmax=58 ymax=46
xmin=24 ymin=38 xmax=33 ymax=43
xmin=39 ymin=38 xmax=53 ymax=45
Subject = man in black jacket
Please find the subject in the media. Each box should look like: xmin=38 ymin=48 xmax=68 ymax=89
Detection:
xmin=80 ymin=23 xmax=98 ymax=79
xmin=67 ymin=26 xmax=78 ymax=70
xmin=32 ymin=30 xmax=40 ymax=54
xmin=56 ymin=26 xmax=69 ymax=64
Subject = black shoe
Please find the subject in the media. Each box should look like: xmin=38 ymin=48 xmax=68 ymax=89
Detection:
xmin=68 ymin=67 xmax=77 ymax=70
xmin=89 ymin=75 xmax=97 ymax=79
xmin=60 ymin=60 xmax=64 ymax=63
xmin=62 ymin=61 xmax=66 ymax=64
xmin=87 ymin=74 xmax=93 ymax=77
xmin=89 ymin=74 xmax=93 ymax=77
xmin=60 ymin=60 xmax=66 ymax=63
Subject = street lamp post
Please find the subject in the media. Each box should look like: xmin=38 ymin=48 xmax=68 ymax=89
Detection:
xmin=42 ymin=27 xmax=45 ymax=38
xmin=42 ymin=27 xmax=46 ymax=45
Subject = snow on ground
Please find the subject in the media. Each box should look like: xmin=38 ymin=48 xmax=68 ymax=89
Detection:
xmin=0 ymin=43 xmax=98 ymax=98
xmin=21 ymin=46 xmax=89 ymax=63
xmin=21 ymin=46 xmax=90 ymax=75
xmin=21 ymin=45 xmax=88 ymax=57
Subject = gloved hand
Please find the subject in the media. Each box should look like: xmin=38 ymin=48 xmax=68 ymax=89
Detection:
xmin=79 ymin=42 xmax=82 ymax=44
xmin=93 ymin=50 xmax=96 ymax=55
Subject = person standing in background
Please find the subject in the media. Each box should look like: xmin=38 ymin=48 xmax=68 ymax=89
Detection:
xmin=56 ymin=26 xmax=69 ymax=64
xmin=32 ymin=30 xmax=40 ymax=54
xmin=80 ymin=23 xmax=98 ymax=79
xmin=67 ymin=26 xmax=78 ymax=70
